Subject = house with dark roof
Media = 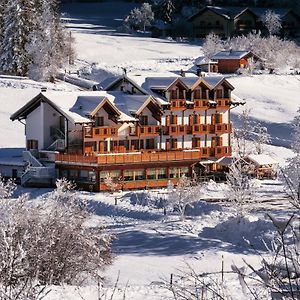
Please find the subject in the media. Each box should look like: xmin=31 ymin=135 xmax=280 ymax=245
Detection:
xmin=188 ymin=6 xmax=300 ymax=37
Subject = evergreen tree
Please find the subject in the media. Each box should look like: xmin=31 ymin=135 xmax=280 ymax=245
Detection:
xmin=0 ymin=0 xmax=74 ymax=80
xmin=159 ymin=0 xmax=175 ymax=23
xmin=0 ymin=0 xmax=35 ymax=75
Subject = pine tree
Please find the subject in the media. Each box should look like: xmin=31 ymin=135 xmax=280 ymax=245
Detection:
xmin=159 ymin=0 xmax=175 ymax=23
xmin=0 ymin=0 xmax=35 ymax=76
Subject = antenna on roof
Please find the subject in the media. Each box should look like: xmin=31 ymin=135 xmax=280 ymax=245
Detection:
xmin=41 ymin=87 xmax=47 ymax=92
xmin=122 ymin=67 xmax=127 ymax=75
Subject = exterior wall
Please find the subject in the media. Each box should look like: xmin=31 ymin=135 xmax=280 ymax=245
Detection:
xmin=234 ymin=10 xmax=257 ymax=34
xmin=218 ymin=59 xmax=241 ymax=73
xmin=26 ymin=105 xmax=44 ymax=149
xmin=191 ymin=10 xmax=234 ymax=37
xmin=0 ymin=164 xmax=24 ymax=179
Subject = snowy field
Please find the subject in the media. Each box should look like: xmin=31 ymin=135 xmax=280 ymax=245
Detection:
xmin=0 ymin=1 xmax=299 ymax=299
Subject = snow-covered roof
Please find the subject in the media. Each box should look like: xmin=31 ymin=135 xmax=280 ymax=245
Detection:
xmin=11 ymin=90 xmax=158 ymax=124
xmin=212 ymin=50 xmax=251 ymax=60
xmin=246 ymin=154 xmax=278 ymax=166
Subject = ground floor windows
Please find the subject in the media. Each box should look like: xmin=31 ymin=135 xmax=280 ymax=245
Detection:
xmin=100 ymin=170 xmax=121 ymax=183
xmin=169 ymin=167 xmax=189 ymax=179
xmin=124 ymin=169 xmax=145 ymax=181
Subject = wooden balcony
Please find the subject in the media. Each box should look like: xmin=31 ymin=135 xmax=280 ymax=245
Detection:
xmin=214 ymin=123 xmax=232 ymax=134
xmin=216 ymin=98 xmax=231 ymax=109
xmin=84 ymin=127 xmax=118 ymax=139
xmin=170 ymin=99 xmax=186 ymax=110
xmin=191 ymin=124 xmax=212 ymax=135
xmin=163 ymin=125 xmax=191 ymax=136
xmin=137 ymin=125 xmax=160 ymax=137
xmin=194 ymin=99 xmax=209 ymax=110
xmin=56 ymin=147 xmax=233 ymax=166
xmin=214 ymin=146 xmax=232 ymax=158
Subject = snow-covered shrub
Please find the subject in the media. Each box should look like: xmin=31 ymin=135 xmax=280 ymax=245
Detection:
xmin=169 ymin=176 xmax=202 ymax=221
xmin=0 ymin=179 xmax=113 ymax=298
xmin=226 ymin=160 xmax=258 ymax=217
xmin=283 ymin=108 xmax=300 ymax=208
xmin=0 ymin=175 xmax=16 ymax=199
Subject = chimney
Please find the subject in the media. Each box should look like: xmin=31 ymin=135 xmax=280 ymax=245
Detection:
xmin=180 ymin=69 xmax=185 ymax=77
xmin=41 ymin=87 xmax=47 ymax=92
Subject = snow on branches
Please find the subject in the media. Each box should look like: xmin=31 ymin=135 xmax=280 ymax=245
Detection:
xmin=0 ymin=178 xmax=113 ymax=299
xmin=0 ymin=0 xmax=74 ymax=80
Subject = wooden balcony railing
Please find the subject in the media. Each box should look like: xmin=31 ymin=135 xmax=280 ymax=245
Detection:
xmin=84 ymin=127 xmax=118 ymax=139
xmin=55 ymin=147 xmax=232 ymax=166
xmin=216 ymin=98 xmax=231 ymax=108
xmin=191 ymin=124 xmax=211 ymax=135
xmin=214 ymin=123 xmax=232 ymax=134
xmin=163 ymin=125 xmax=191 ymax=136
xmin=137 ymin=125 xmax=160 ymax=136
xmin=170 ymin=99 xmax=186 ymax=110
xmin=194 ymin=99 xmax=209 ymax=109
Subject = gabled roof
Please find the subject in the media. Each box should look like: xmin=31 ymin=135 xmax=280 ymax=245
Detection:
xmin=212 ymin=50 xmax=252 ymax=60
xmin=188 ymin=6 xmax=247 ymax=21
xmin=246 ymin=154 xmax=278 ymax=166
xmin=97 ymin=75 xmax=149 ymax=95
xmin=10 ymin=91 xmax=161 ymax=125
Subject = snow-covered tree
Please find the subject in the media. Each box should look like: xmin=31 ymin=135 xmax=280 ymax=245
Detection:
xmin=123 ymin=3 xmax=154 ymax=32
xmin=226 ymin=159 xmax=257 ymax=217
xmin=202 ymin=32 xmax=223 ymax=60
xmin=0 ymin=0 xmax=35 ymax=75
xmin=233 ymin=108 xmax=255 ymax=158
xmin=283 ymin=108 xmax=300 ymax=208
xmin=0 ymin=0 xmax=74 ymax=80
xmin=0 ymin=179 xmax=113 ymax=298
xmin=254 ymin=124 xmax=271 ymax=154
xmin=263 ymin=9 xmax=282 ymax=36
xmin=169 ymin=175 xmax=202 ymax=221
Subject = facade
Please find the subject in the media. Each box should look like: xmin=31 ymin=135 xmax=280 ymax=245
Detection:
xmin=11 ymin=75 xmax=238 ymax=191
xmin=188 ymin=6 xmax=300 ymax=38
xmin=211 ymin=50 xmax=262 ymax=73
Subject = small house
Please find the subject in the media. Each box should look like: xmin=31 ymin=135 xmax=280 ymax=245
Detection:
xmin=245 ymin=154 xmax=278 ymax=179
xmin=211 ymin=50 xmax=262 ymax=74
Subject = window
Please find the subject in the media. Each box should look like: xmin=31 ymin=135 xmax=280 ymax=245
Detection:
xmin=124 ymin=170 xmax=134 ymax=181
xmin=140 ymin=115 xmax=148 ymax=125
xmin=157 ymin=168 xmax=167 ymax=179
xmin=95 ymin=116 xmax=104 ymax=127
xmin=69 ymin=170 xmax=78 ymax=179
xmin=147 ymin=168 xmax=156 ymax=180
xmin=169 ymin=167 xmax=179 ymax=179
xmin=100 ymin=170 xmax=121 ymax=183
xmin=26 ymin=139 xmax=38 ymax=150
xmin=60 ymin=170 xmax=68 ymax=178
xmin=146 ymin=139 xmax=155 ymax=149
xmin=169 ymin=167 xmax=189 ymax=178
xmin=135 ymin=169 xmax=145 ymax=181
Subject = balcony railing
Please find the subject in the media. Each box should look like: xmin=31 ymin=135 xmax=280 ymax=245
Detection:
xmin=193 ymin=99 xmax=209 ymax=109
xmin=216 ymin=98 xmax=231 ymax=108
xmin=137 ymin=125 xmax=160 ymax=136
xmin=163 ymin=125 xmax=191 ymax=136
xmin=191 ymin=124 xmax=211 ymax=135
xmin=84 ymin=127 xmax=118 ymax=139
xmin=55 ymin=147 xmax=232 ymax=166
xmin=214 ymin=123 xmax=232 ymax=134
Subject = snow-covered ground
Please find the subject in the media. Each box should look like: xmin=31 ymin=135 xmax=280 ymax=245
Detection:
xmin=0 ymin=1 xmax=299 ymax=299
